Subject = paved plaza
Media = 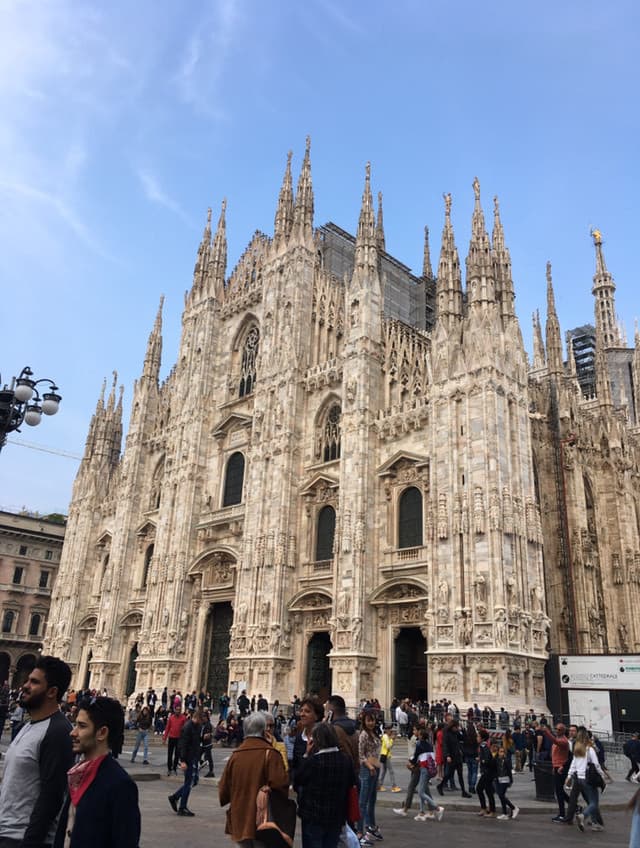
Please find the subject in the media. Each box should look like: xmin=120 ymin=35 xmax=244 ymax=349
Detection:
xmin=2 ymin=733 xmax=638 ymax=847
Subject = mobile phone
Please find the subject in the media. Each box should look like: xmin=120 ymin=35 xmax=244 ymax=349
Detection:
xmin=326 ymin=710 xmax=333 ymax=722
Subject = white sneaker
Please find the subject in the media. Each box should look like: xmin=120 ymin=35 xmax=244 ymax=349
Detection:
xmin=414 ymin=813 xmax=426 ymax=821
xmin=436 ymin=806 xmax=445 ymax=822
xmin=392 ymin=808 xmax=407 ymax=817
xmin=424 ymin=813 xmax=435 ymax=820
xmin=497 ymin=814 xmax=510 ymax=820
xmin=512 ymin=806 xmax=520 ymax=819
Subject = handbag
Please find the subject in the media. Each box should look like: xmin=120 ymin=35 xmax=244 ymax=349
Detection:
xmin=347 ymin=785 xmax=360 ymax=824
xmin=586 ymin=761 xmax=605 ymax=790
xmin=256 ymin=785 xmax=297 ymax=848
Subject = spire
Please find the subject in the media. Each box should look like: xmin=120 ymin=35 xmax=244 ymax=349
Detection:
xmin=376 ymin=191 xmax=386 ymax=254
xmin=143 ymin=295 xmax=164 ymax=382
xmin=106 ymin=371 xmax=118 ymax=413
xmin=209 ymin=198 xmax=227 ymax=297
xmin=193 ymin=207 xmax=212 ymax=283
xmin=545 ymin=262 xmax=563 ymax=375
xmin=354 ymin=162 xmax=378 ymax=273
xmin=532 ymin=310 xmax=546 ymax=369
xmin=492 ymin=195 xmax=515 ymax=320
xmin=292 ymin=136 xmax=314 ymax=241
xmin=466 ymin=177 xmax=495 ymax=305
xmin=591 ymin=228 xmax=620 ymax=348
xmin=595 ymin=337 xmax=612 ymax=407
xmin=274 ymin=150 xmax=294 ymax=243
xmin=422 ymin=226 xmax=433 ymax=279
xmin=436 ymin=192 xmax=463 ymax=326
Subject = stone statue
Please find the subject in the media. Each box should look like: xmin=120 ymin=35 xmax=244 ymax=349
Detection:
xmin=474 ymin=574 xmax=487 ymax=604
xmin=438 ymin=579 xmax=450 ymax=608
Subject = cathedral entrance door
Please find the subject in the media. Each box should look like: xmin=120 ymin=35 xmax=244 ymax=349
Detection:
xmin=125 ymin=643 xmax=138 ymax=697
xmin=83 ymin=650 xmax=92 ymax=691
xmin=0 ymin=652 xmax=10 ymax=685
xmin=306 ymin=632 xmax=332 ymax=702
xmin=206 ymin=602 xmax=233 ymax=700
xmin=394 ymin=628 xmax=427 ymax=701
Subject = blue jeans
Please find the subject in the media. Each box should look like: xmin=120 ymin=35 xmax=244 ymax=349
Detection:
xmin=359 ymin=765 xmax=379 ymax=830
xmin=465 ymin=755 xmax=478 ymax=790
xmin=578 ymin=779 xmax=600 ymax=823
xmin=301 ymin=820 xmax=341 ymax=848
xmin=172 ymin=760 xmax=198 ymax=811
xmin=131 ymin=729 xmax=148 ymax=760
xmin=417 ymin=769 xmax=438 ymax=813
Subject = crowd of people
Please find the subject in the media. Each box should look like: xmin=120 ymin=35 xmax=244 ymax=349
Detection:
xmin=1 ymin=668 xmax=640 ymax=848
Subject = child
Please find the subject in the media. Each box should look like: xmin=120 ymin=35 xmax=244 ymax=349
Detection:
xmin=378 ymin=726 xmax=401 ymax=792
xmin=495 ymin=746 xmax=519 ymax=820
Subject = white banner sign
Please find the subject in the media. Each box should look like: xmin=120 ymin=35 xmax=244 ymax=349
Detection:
xmin=567 ymin=689 xmax=613 ymax=735
xmin=559 ymin=654 xmax=640 ymax=691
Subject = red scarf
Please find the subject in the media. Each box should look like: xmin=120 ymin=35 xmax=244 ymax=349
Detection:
xmin=67 ymin=754 xmax=108 ymax=807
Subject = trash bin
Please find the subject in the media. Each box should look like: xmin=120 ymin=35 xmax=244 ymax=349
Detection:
xmin=533 ymin=759 xmax=555 ymax=802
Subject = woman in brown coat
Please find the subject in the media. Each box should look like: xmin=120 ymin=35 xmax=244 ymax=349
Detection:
xmin=219 ymin=711 xmax=289 ymax=845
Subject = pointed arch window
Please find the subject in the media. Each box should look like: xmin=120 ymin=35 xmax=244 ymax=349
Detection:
xmin=223 ymin=452 xmax=245 ymax=507
xmin=142 ymin=544 xmax=154 ymax=588
xmin=2 ymin=610 xmax=15 ymax=634
xmin=315 ymin=505 xmax=336 ymax=562
xmin=398 ymin=486 xmax=423 ymax=548
xmin=239 ymin=327 xmax=259 ymax=397
xmin=29 ymin=614 xmax=41 ymax=637
xmin=318 ymin=403 xmax=341 ymax=462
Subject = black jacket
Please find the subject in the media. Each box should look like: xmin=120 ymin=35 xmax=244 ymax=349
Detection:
xmin=178 ymin=719 xmax=202 ymax=763
xmin=296 ymin=750 xmax=356 ymax=826
xmin=441 ymin=726 xmax=463 ymax=764
xmin=53 ymin=755 xmax=140 ymax=848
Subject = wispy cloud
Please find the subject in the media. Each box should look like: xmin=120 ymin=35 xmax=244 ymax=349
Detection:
xmin=315 ymin=0 xmax=365 ymax=35
xmin=0 ymin=177 xmax=114 ymax=260
xmin=173 ymin=0 xmax=242 ymax=118
xmin=136 ymin=167 xmax=192 ymax=225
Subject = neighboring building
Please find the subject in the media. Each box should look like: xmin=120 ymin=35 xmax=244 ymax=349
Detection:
xmin=45 ymin=144 xmax=640 ymax=712
xmin=0 ymin=510 xmax=66 ymax=686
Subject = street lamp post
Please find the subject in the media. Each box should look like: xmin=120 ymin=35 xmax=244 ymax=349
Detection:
xmin=0 ymin=366 xmax=62 ymax=453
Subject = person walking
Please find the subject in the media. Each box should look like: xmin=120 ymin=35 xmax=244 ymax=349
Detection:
xmin=393 ymin=725 xmax=421 ymax=817
xmin=462 ymin=721 xmax=478 ymax=792
xmin=495 ymin=746 xmax=519 ymax=820
xmin=358 ymin=709 xmax=382 ymax=846
xmin=292 ymin=697 xmax=324 ymax=791
xmin=412 ymin=729 xmax=444 ymax=822
xmin=0 ymin=656 xmax=73 ymax=846
xmin=377 ymin=726 xmax=401 ymax=792
xmin=54 ymin=697 xmax=140 ymax=848
xmin=200 ymin=709 xmax=215 ymax=777
xmin=130 ymin=705 xmax=152 ymax=764
xmin=625 ymin=733 xmax=640 ymax=782
xmin=543 ymin=722 xmax=571 ymax=822
xmin=565 ymin=727 xmax=606 ymax=832
xmin=476 ymin=729 xmax=497 ymax=818
xmin=218 ymin=711 xmax=289 ymax=844
xmin=437 ymin=719 xmax=471 ymax=798
xmin=168 ymin=708 xmax=203 ymax=816
xmin=296 ymin=722 xmax=357 ymax=848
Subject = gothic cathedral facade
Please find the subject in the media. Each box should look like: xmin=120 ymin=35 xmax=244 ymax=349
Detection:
xmin=45 ymin=142 xmax=640 ymax=708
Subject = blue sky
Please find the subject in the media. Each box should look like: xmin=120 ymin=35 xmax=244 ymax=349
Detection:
xmin=0 ymin=0 xmax=638 ymax=514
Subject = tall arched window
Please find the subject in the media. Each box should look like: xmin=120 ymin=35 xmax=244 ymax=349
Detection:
xmin=398 ymin=486 xmax=423 ymax=548
xmin=29 ymin=614 xmax=41 ymax=636
xmin=142 ymin=544 xmax=154 ymax=588
xmin=2 ymin=610 xmax=15 ymax=634
xmin=239 ymin=327 xmax=259 ymax=397
xmin=317 ymin=403 xmax=341 ymax=462
xmin=315 ymin=505 xmax=336 ymax=562
xmin=223 ymin=452 xmax=245 ymax=507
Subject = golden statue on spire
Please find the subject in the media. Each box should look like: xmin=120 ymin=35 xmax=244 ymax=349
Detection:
xmin=591 ymin=227 xmax=602 ymax=245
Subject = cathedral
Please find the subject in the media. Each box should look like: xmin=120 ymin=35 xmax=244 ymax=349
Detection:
xmin=45 ymin=140 xmax=640 ymax=709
